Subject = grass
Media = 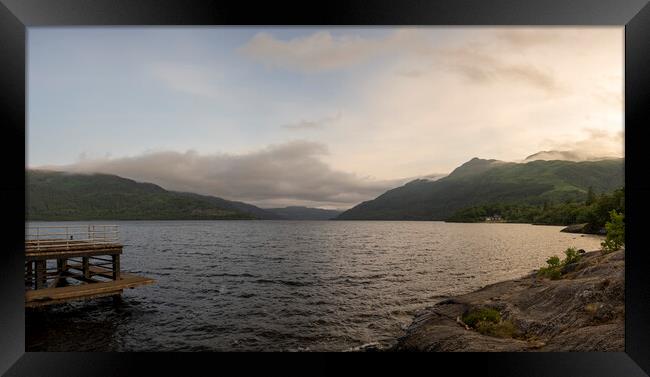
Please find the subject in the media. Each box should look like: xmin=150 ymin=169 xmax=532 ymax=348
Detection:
xmin=461 ymin=308 xmax=518 ymax=338
xmin=462 ymin=307 xmax=501 ymax=327
xmin=475 ymin=319 xmax=518 ymax=338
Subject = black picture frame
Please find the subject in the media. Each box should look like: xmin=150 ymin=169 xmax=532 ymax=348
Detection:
xmin=1 ymin=0 xmax=649 ymax=375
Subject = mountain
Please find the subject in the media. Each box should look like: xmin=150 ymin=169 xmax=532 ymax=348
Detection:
xmin=265 ymin=206 xmax=342 ymax=220
xmin=336 ymin=157 xmax=624 ymax=221
xmin=27 ymin=170 xmax=281 ymax=220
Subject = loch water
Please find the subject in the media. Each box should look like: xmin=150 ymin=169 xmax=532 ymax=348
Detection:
xmin=26 ymin=220 xmax=604 ymax=351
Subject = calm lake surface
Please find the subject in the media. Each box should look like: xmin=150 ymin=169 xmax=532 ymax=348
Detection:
xmin=26 ymin=220 xmax=604 ymax=351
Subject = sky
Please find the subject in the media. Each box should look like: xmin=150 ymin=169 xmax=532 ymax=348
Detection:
xmin=28 ymin=27 xmax=624 ymax=209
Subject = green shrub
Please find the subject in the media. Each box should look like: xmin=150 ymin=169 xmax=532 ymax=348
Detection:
xmin=462 ymin=308 xmax=501 ymax=328
xmin=538 ymin=255 xmax=562 ymax=279
xmin=462 ymin=308 xmax=518 ymax=338
xmin=538 ymin=248 xmax=581 ymax=280
xmin=564 ymin=247 xmax=581 ymax=265
xmin=546 ymin=255 xmax=561 ymax=267
xmin=538 ymin=266 xmax=562 ymax=280
xmin=601 ymin=210 xmax=624 ymax=253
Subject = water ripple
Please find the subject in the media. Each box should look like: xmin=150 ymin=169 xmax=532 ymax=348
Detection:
xmin=26 ymin=220 xmax=604 ymax=352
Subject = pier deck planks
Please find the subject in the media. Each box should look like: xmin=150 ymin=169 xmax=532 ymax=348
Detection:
xmin=25 ymin=273 xmax=155 ymax=308
xmin=25 ymin=233 xmax=155 ymax=307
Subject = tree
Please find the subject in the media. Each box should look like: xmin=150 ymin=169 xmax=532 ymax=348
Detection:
xmin=601 ymin=210 xmax=624 ymax=253
xmin=586 ymin=186 xmax=596 ymax=205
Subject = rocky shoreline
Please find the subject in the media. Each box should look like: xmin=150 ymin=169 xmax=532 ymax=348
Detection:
xmin=391 ymin=248 xmax=624 ymax=352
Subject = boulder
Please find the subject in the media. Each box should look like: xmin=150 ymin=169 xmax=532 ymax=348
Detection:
xmin=560 ymin=223 xmax=589 ymax=233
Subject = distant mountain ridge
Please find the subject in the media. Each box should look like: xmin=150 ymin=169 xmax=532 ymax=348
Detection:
xmin=28 ymin=154 xmax=625 ymax=222
xmin=336 ymin=157 xmax=624 ymax=221
xmin=27 ymin=170 xmax=282 ymax=220
xmin=265 ymin=206 xmax=342 ymax=220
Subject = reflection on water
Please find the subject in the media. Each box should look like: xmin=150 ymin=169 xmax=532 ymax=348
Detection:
xmin=26 ymin=220 xmax=604 ymax=351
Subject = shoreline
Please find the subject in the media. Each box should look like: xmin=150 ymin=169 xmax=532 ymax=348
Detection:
xmin=389 ymin=248 xmax=624 ymax=352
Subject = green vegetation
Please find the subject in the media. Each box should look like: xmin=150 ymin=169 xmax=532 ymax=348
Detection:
xmin=462 ymin=307 xmax=502 ymax=327
xmin=564 ymin=247 xmax=581 ymax=265
xmin=27 ymin=170 xmax=282 ymax=220
xmin=538 ymin=247 xmax=583 ymax=280
xmin=601 ymin=210 xmax=625 ymax=253
xmin=337 ymin=158 xmax=623 ymax=220
xmin=462 ymin=308 xmax=517 ymax=338
xmin=538 ymin=255 xmax=563 ymax=280
xmin=475 ymin=319 xmax=518 ymax=338
xmin=448 ymin=187 xmax=625 ymax=231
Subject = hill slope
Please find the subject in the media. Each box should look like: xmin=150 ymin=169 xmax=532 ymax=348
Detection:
xmin=27 ymin=170 xmax=281 ymax=220
xmin=336 ymin=158 xmax=624 ymax=221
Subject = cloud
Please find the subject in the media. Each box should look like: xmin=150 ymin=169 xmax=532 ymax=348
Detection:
xmin=395 ymin=69 xmax=426 ymax=78
xmin=238 ymin=30 xmax=433 ymax=73
xmin=44 ymin=141 xmax=408 ymax=209
xmin=534 ymin=128 xmax=624 ymax=161
xmin=239 ymin=31 xmax=384 ymax=72
xmin=428 ymin=46 xmax=566 ymax=95
xmin=453 ymin=61 xmax=562 ymax=94
xmin=282 ymin=113 xmax=341 ymax=130
xmin=149 ymin=62 xmax=221 ymax=99
xmin=593 ymin=83 xmax=624 ymax=107
xmin=240 ymin=29 xmax=565 ymax=95
xmin=495 ymin=29 xmax=563 ymax=48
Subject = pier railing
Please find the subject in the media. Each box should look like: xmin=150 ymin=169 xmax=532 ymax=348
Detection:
xmin=23 ymin=224 xmax=155 ymax=301
xmin=25 ymin=225 xmax=120 ymax=251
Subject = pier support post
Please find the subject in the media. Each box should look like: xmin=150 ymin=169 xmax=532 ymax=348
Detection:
xmin=26 ymin=261 xmax=33 ymax=288
xmin=35 ymin=260 xmax=46 ymax=290
xmin=57 ymin=258 xmax=67 ymax=274
xmin=82 ymin=257 xmax=90 ymax=279
xmin=112 ymin=254 xmax=121 ymax=280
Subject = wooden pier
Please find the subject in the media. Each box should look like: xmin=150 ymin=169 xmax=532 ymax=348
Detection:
xmin=25 ymin=225 xmax=154 ymax=308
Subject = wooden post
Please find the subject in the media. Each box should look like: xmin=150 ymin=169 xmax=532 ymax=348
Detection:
xmin=112 ymin=254 xmax=121 ymax=280
xmin=57 ymin=258 xmax=67 ymax=274
xmin=26 ymin=261 xmax=33 ymax=288
xmin=50 ymin=258 xmax=68 ymax=288
xmin=83 ymin=257 xmax=90 ymax=279
xmin=35 ymin=260 xmax=46 ymax=289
